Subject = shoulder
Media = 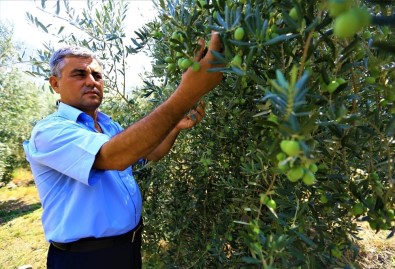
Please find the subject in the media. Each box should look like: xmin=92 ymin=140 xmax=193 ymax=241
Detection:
xmin=33 ymin=111 xmax=79 ymax=132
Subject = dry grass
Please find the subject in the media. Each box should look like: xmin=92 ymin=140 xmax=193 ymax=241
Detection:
xmin=11 ymin=168 xmax=35 ymax=187
xmin=0 ymin=175 xmax=47 ymax=269
xmin=355 ymin=222 xmax=395 ymax=269
xmin=0 ymin=168 xmax=394 ymax=269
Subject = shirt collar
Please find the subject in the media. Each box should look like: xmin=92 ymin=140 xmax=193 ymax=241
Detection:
xmin=57 ymin=102 xmax=112 ymax=124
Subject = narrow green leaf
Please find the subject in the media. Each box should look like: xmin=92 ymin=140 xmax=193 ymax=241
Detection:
xmin=275 ymin=70 xmax=289 ymax=90
xmin=35 ymin=17 xmax=48 ymax=33
xmin=233 ymin=220 xmax=249 ymax=225
xmin=56 ymin=0 xmax=60 ymax=15
xmin=210 ymin=50 xmax=226 ymax=63
xmin=294 ymin=231 xmax=317 ymax=248
xmin=228 ymin=40 xmax=255 ymax=46
xmin=216 ymin=13 xmax=227 ymax=29
xmin=230 ymin=66 xmax=246 ymax=76
xmin=264 ymin=33 xmax=299 ymax=46
xmin=230 ymin=7 xmax=242 ymax=29
xmin=247 ymin=71 xmax=266 ymax=85
xmin=57 ymin=26 xmax=64 ymax=35
xmin=134 ymin=30 xmax=145 ymax=41
xmin=130 ymin=38 xmax=143 ymax=48
xmin=241 ymin=257 xmax=261 ymax=264
xmin=294 ymin=71 xmax=310 ymax=91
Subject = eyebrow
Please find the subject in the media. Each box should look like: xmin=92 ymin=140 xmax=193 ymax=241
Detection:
xmin=70 ymin=69 xmax=102 ymax=76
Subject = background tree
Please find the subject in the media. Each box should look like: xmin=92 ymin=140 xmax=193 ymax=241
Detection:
xmin=29 ymin=0 xmax=394 ymax=268
xmin=0 ymin=22 xmax=55 ymax=183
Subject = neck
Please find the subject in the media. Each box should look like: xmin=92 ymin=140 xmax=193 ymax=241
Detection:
xmin=90 ymin=110 xmax=103 ymax=133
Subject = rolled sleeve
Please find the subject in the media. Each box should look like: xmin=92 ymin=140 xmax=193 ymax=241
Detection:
xmin=28 ymin=119 xmax=110 ymax=185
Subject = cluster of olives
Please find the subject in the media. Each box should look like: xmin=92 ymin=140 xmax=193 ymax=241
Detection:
xmin=327 ymin=0 xmax=371 ymax=38
xmin=165 ymin=31 xmax=201 ymax=73
xmin=277 ymin=140 xmax=318 ymax=185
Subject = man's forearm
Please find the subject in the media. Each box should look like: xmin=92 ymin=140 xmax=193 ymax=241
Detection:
xmin=93 ymin=87 xmax=198 ymax=170
xmin=144 ymin=126 xmax=181 ymax=162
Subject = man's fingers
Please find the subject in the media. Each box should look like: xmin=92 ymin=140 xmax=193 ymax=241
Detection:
xmin=189 ymin=106 xmax=205 ymax=122
xmin=207 ymin=32 xmax=223 ymax=59
xmin=194 ymin=38 xmax=206 ymax=61
xmin=195 ymin=32 xmax=223 ymax=63
xmin=194 ymin=101 xmax=206 ymax=117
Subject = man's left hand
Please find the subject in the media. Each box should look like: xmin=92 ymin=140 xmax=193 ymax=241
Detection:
xmin=176 ymin=101 xmax=206 ymax=130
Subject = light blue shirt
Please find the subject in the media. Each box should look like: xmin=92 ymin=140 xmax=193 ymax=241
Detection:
xmin=23 ymin=102 xmax=142 ymax=243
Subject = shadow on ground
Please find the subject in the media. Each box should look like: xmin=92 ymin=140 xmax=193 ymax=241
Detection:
xmin=0 ymin=199 xmax=41 ymax=224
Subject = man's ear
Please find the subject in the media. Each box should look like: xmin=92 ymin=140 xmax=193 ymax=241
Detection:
xmin=49 ymin=76 xmax=60 ymax=93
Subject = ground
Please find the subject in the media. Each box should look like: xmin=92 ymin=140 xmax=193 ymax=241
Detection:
xmin=354 ymin=221 xmax=395 ymax=269
xmin=0 ymin=168 xmax=394 ymax=269
xmin=0 ymin=169 xmax=47 ymax=269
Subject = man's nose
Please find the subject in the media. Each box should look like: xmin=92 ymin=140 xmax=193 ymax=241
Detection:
xmin=85 ymin=74 xmax=96 ymax=86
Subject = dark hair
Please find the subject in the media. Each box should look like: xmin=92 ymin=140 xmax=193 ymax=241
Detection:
xmin=49 ymin=46 xmax=102 ymax=77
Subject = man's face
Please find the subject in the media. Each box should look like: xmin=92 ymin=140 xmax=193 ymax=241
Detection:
xmin=50 ymin=56 xmax=104 ymax=116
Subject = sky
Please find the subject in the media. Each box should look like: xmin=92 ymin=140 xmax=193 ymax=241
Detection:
xmin=0 ymin=0 xmax=156 ymax=87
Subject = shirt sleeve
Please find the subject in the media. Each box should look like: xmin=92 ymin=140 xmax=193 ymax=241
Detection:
xmin=27 ymin=118 xmax=110 ymax=185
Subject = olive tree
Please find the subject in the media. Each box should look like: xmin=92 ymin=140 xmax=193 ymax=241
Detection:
xmin=0 ymin=22 xmax=55 ymax=183
xmin=140 ymin=0 xmax=395 ymax=267
xmin=29 ymin=0 xmax=394 ymax=268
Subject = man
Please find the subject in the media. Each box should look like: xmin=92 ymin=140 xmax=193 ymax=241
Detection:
xmin=23 ymin=32 xmax=223 ymax=269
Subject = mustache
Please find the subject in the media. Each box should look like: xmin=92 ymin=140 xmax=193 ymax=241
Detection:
xmin=82 ymin=87 xmax=101 ymax=95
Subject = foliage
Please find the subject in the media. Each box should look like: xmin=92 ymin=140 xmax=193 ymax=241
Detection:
xmin=0 ymin=22 xmax=55 ymax=183
xmin=141 ymin=0 xmax=395 ymax=267
xmin=0 ymin=23 xmax=16 ymax=67
xmin=29 ymin=0 xmax=395 ymax=268
xmin=0 ymin=69 xmax=54 ymax=183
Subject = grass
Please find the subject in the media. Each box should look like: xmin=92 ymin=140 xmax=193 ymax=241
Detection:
xmin=0 ymin=168 xmax=394 ymax=269
xmin=354 ymin=221 xmax=395 ymax=269
xmin=0 ymin=181 xmax=47 ymax=269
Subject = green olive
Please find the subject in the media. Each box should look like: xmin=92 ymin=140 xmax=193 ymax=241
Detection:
xmin=191 ymin=61 xmax=201 ymax=72
xmin=165 ymin=56 xmax=173 ymax=63
xmin=320 ymin=194 xmax=329 ymax=204
xmin=289 ymin=7 xmax=298 ymax=20
xmin=327 ymin=80 xmax=340 ymax=93
xmin=309 ymin=163 xmax=318 ymax=173
xmin=259 ymin=193 xmax=269 ymax=205
xmin=234 ymin=27 xmax=245 ymax=41
xmin=276 ymin=152 xmax=287 ymax=161
xmin=386 ymin=209 xmax=394 ymax=221
xmin=328 ymin=0 xmax=350 ymax=17
xmin=180 ymin=58 xmax=192 ymax=69
xmin=302 ymin=170 xmax=315 ymax=185
xmin=231 ymin=55 xmax=243 ymax=67
xmin=266 ymin=199 xmax=277 ymax=210
xmin=280 ymin=140 xmax=300 ymax=157
xmin=365 ymin=76 xmax=376 ymax=84
xmin=167 ymin=63 xmax=177 ymax=72
xmin=287 ymin=166 xmax=304 ymax=182
xmin=334 ymin=8 xmax=371 ymax=38
xmin=352 ymin=203 xmax=364 ymax=215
